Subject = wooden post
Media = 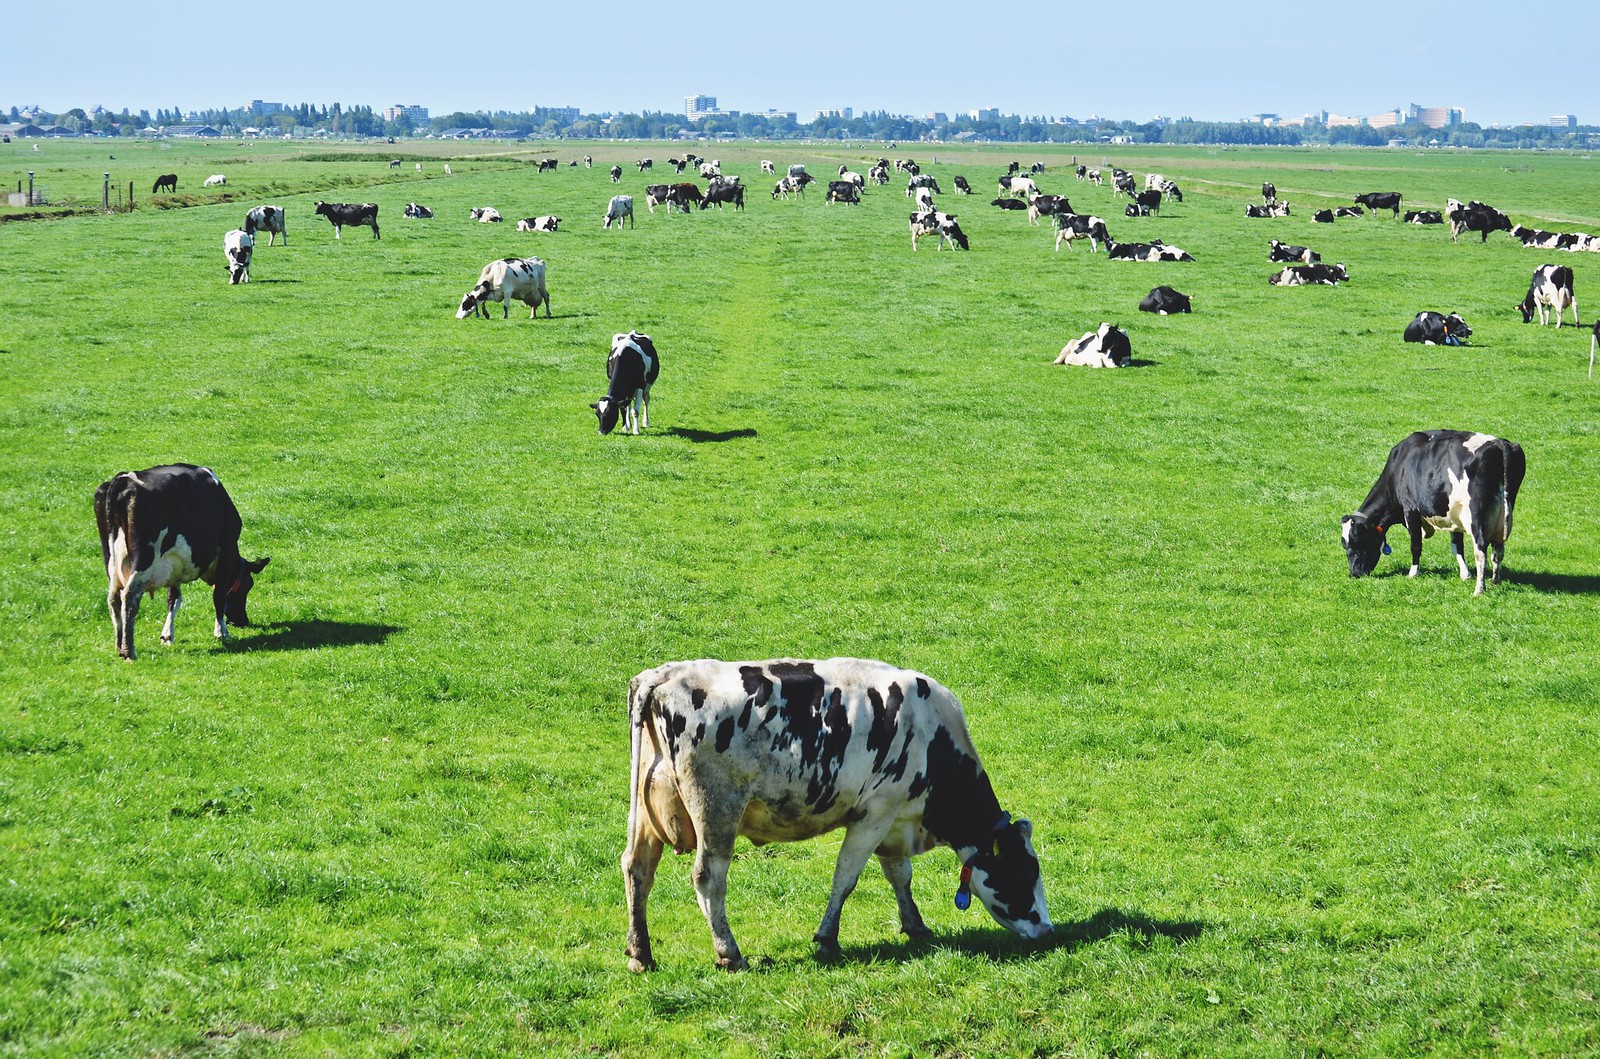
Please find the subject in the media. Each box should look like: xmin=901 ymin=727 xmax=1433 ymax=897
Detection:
xmin=27 ymin=170 xmax=34 ymax=206
xmin=129 ymin=181 xmax=135 ymax=211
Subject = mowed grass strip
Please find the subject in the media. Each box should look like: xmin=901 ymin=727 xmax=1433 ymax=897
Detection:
xmin=1 ymin=139 xmax=1597 ymax=1056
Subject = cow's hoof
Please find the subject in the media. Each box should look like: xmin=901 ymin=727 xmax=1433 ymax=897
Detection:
xmin=902 ymin=925 xmax=933 ymax=941
xmin=161 ymin=635 xmax=174 ymax=645
xmin=714 ymin=955 xmax=748 ymax=972
xmin=813 ymin=939 xmax=842 ymax=962
xmin=626 ymin=955 xmax=654 ymax=974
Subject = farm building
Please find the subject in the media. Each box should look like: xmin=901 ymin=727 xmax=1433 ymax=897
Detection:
xmin=164 ymin=124 xmax=221 ymax=138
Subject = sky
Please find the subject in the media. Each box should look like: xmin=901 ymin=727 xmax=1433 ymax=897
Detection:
xmin=6 ymin=0 xmax=1596 ymax=128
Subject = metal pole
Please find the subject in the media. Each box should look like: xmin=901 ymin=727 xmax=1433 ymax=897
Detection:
xmin=28 ymin=170 xmax=34 ymax=206
xmin=103 ymin=172 xmax=110 ymax=209
xmin=129 ymin=181 xmax=135 ymax=210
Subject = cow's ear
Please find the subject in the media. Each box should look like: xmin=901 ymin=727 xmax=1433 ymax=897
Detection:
xmin=248 ymin=556 xmax=270 ymax=572
xmin=1017 ymin=818 xmax=1032 ymax=841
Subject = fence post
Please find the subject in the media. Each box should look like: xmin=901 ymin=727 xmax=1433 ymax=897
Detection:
xmin=129 ymin=181 xmax=135 ymax=210
xmin=28 ymin=170 xmax=34 ymax=206
xmin=103 ymin=172 xmax=110 ymax=210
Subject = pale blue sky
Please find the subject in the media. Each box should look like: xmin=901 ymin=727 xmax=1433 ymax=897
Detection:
xmin=6 ymin=0 xmax=1593 ymax=127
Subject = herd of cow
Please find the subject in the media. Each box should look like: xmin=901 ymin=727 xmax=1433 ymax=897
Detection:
xmin=101 ymin=149 xmax=1593 ymax=970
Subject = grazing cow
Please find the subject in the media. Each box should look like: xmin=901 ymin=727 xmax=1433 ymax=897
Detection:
xmin=1405 ymin=210 xmax=1444 ymax=224
xmin=1404 ymin=311 xmax=1472 ymax=345
xmin=666 ymin=183 xmax=704 ymax=212
xmin=909 ymin=210 xmax=969 ymax=251
xmin=869 ymin=165 xmax=891 ymax=186
xmin=1030 ymin=162 xmax=1046 ymax=174
xmin=456 ymin=256 xmax=551 ymax=319
xmin=610 ymin=165 xmax=623 ymax=183
xmin=1355 ymin=191 xmax=1402 ymax=218
xmin=389 ymin=159 xmax=401 ymax=169
xmin=1027 ymin=195 xmax=1072 ymax=225
xmin=1313 ymin=209 xmax=1336 ymax=223
xmin=517 ymin=215 xmax=560 ymax=232
xmin=1333 ymin=206 xmax=1364 ymax=218
xmin=1449 ymin=203 xmax=1512 ymax=243
xmin=788 ymin=164 xmax=808 ymax=180
xmin=1162 ymin=181 xmax=1183 ymax=203
xmin=1269 ymin=239 xmax=1319 ymax=264
xmin=999 ymin=175 xmax=1036 ymax=198
xmin=593 ymin=331 xmax=659 ymax=435
xmin=203 ymin=174 xmax=226 ymax=188
xmin=837 ymin=169 xmax=866 ymax=192
xmin=1107 ymin=239 xmax=1193 ymax=262
xmin=637 ymin=159 xmax=653 ymax=172
xmin=94 ymin=464 xmax=270 ymax=660
xmin=223 ymin=229 xmax=253 ymax=284
xmin=1055 ymin=323 xmax=1132 ymax=367
xmin=1075 ymin=164 xmax=1088 ymax=181
xmin=1517 ymin=264 xmax=1578 ymax=327
xmin=1270 ymin=262 xmax=1349 ymax=286
xmin=152 ymin=173 xmax=177 ymax=193
xmin=772 ymin=176 xmax=805 ymax=201
xmin=1341 ymin=430 xmax=1526 ymax=596
xmin=906 ymin=174 xmax=941 ymax=195
xmin=992 ymin=198 xmax=1029 ymax=212
xmin=702 ymin=182 xmax=745 ymax=210
xmin=469 ymin=206 xmax=503 ymax=223
xmin=1139 ymin=285 xmax=1191 ymax=314
xmin=243 ymin=205 xmax=286 ymax=245
xmin=826 ymin=181 xmax=862 ymax=205
xmin=1245 ymin=202 xmax=1291 ymax=218
xmin=953 ymin=175 xmax=972 ymax=195
xmin=538 ymin=158 xmax=559 ymax=173
xmin=912 ymin=187 xmax=936 ymax=212
xmin=1054 ymin=213 xmax=1111 ymax=252
xmin=314 ymin=201 xmax=380 ymax=239
xmin=1261 ymin=181 xmax=1276 ymax=204
xmin=621 ymin=657 xmax=1052 ymax=971
xmin=604 ymin=195 xmax=635 ymax=229
xmin=1144 ymin=173 xmax=1166 ymax=191
xmin=403 ymin=202 xmax=433 ymax=219
xmin=644 ymin=184 xmax=672 ymax=213
xmin=761 ymin=160 xmax=775 ymax=175
xmin=1113 ymin=172 xmax=1136 ymax=195
xmin=1087 ymin=168 xmax=1102 ymax=186
xmin=1006 ymin=161 xmax=1021 ymax=176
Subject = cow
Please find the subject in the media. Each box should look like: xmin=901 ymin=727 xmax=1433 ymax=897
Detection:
xmin=826 ymin=181 xmax=862 ymax=205
xmin=906 ymin=175 xmax=941 ymax=195
xmin=1139 ymin=285 xmax=1191 ymax=314
xmin=444 ymin=164 xmax=452 ymax=175
xmin=837 ymin=170 xmax=866 ymax=192
xmin=1261 ymin=181 xmax=1276 ymax=204
xmin=203 ymin=174 xmax=226 ymax=188
xmin=1245 ymin=202 xmax=1291 ymax=218
xmin=469 ymin=206 xmax=503 ymax=223
xmin=772 ymin=176 xmax=805 ymax=201
xmin=584 ymin=155 xmax=593 ymax=168
xmin=951 ymin=175 xmax=972 ymax=195
xmin=1449 ymin=203 xmax=1512 ymax=244
xmin=999 ymin=175 xmax=1036 ymax=198
xmin=223 ymin=229 xmax=253 ymax=284
xmin=1341 ymin=430 xmax=1525 ymax=596
xmin=1006 ymin=161 xmax=1021 ymax=176
xmin=152 ymin=173 xmax=177 ymax=194
xmin=644 ymin=184 xmax=672 ymax=213
xmin=912 ymin=187 xmax=936 ymax=213
xmin=702 ymin=182 xmax=745 ymax=210
xmin=1107 ymin=240 xmax=1193 ymax=262
xmin=403 ymin=202 xmax=433 ymax=219
xmin=788 ymin=164 xmax=808 ymax=180
xmin=456 ymin=256 xmax=550 ymax=319
xmin=1162 ymin=181 xmax=1183 ymax=203
xmin=909 ymin=210 xmax=969 ymax=251
xmin=991 ymin=197 xmax=1029 ymax=212
xmin=1125 ymin=203 xmax=1151 ymax=218
xmin=1403 ymin=311 xmax=1472 ymax=345
xmin=1027 ymin=195 xmax=1072 ymax=225
xmin=1517 ymin=264 xmax=1578 ymax=327
xmin=637 ymin=159 xmax=653 ymax=172
xmin=1269 ymin=239 xmax=1319 ymax=264
xmin=1313 ymin=209 xmax=1336 ymax=223
xmin=699 ymin=161 xmax=721 ymax=179
xmin=610 ymin=165 xmax=623 ymax=183
xmin=1054 ymin=323 xmax=1132 ymax=367
xmin=314 ymin=201 xmax=380 ymax=239
xmin=1355 ymin=191 xmax=1402 ymax=218
xmin=94 ymin=464 xmax=270 ymax=660
xmin=1054 ymin=213 xmax=1111 ymax=252
xmin=1075 ymin=164 xmax=1088 ymax=181
xmin=761 ymin=160 xmax=775 ymax=175
xmin=389 ymin=159 xmax=401 ymax=169
xmin=604 ymin=195 xmax=635 ymax=229
xmin=1405 ymin=210 xmax=1444 ymax=224
xmin=243 ymin=205 xmax=286 ymax=246
xmin=1087 ymin=169 xmax=1102 ymax=186
xmin=869 ymin=164 xmax=891 ymax=186
xmin=593 ymin=330 xmax=659 ymax=435
xmin=1113 ymin=172 xmax=1136 ymax=196
xmin=666 ymin=183 xmax=704 ymax=212
xmin=1511 ymin=225 xmax=1577 ymax=250
xmin=1270 ymin=262 xmax=1348 ymax=286
xmin=538 ymin=158 xmax=559 ymax=173
xmin=621 ymin=657 xmax=1052 ymax=971
xmin=1144 ymin=173 xmax=1166 ymax=191
xmin=1333 ymin=206 xmax=1364 ymax=218
xmin=517 ymin=215 xmax=560 ymax=232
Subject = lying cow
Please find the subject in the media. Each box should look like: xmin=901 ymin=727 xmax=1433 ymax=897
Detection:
xmin=1246 ymin=202 xmax=1292 ymax=218
xmin=604 ymin=195 xmax=634 ymax=229
xmin=517 ymin=215 xmax=560 ymax=232
xmin=1333 ymin=206 xmax=1364 ymax=218
xmin=456 ymin=256 xmax=550 ymax=319
xmin=1341 ymin=430 xmax=1525 ymax=596
xmin=1404 ymin=210 xmax=1444 ymax=225
xmin=1511 ymin=225 xmax=1577 ymax=251
xmin=1269 ymin=239 xmax=1320 ymax=264
xmin=223 ymin=229 xmax=253 ymax=284
xmin=1403 ymin=311 xmax=1472 ymax=345
xmin=1054 ymin=213 xmax=1111 ymax=252
xmin=1313 ymin=209 xmax=1336 ymax=223
xmin=991 ymin=198 xmax=1028 ymax=211
xmin=909 ymin=210 xmax=969 ymax=251
xmin=1054 ymin=323 xmax=1132 ymax=367
xmin=1518 ymin=264 xmax=1578 ymax=326
xmin=1125 ymin=203 xmax=1151 ymax=218
xmin=1270 ymin=262 xmax=1348 ymax=286
xmin=243 ymin=205 xmax=286 ymax=245
xmin=593 ymin=331 xmax=659 ymax=435
xmin=94 ymin=464 xmax=270 ymax=660
xmin=1139 ymin=285 xmax=1192 ymax=314
xmin=1355 ymin=191 xmax=1402 ymax=217
xmin=403 ymin=202 xmax=433 ymax=219
xmin=470 ymin=206 xmax=502 ymax=223
xmin=622 ymin=657 xmax=1052 ymax=971
xmin=1107 ymin=239 xmax=1194 ymax=262
xmin=314 ymin=201 xmax=379 ymax=239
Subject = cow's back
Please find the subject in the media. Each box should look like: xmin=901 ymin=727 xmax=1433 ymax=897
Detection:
xmin=95 ymin=465 xmax=239 ymax=583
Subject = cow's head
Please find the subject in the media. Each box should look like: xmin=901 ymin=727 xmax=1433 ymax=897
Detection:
xmin=224 ymin=556 xmax=270 ymax=626
xmin=456 ymin=283 xmax=489 ymax=320
xmin=959 ymin=815 xmax=1052 ymax=940
xmin=1517 ymin=293 xmax=1536 ymax=323
xmin=1340 ymin=515 xmax=1389 ymax=577
xmin=1445 ymin=313 xmax=1472 ymax=340
xmin=592 ymin=397 xmax=621 ymax=435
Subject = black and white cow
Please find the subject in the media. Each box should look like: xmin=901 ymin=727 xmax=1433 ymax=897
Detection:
xmin=788 ymin=163 xmax=808 ymax=180
xmin=314 ymin=201 xmax=379 ymax=239
xmin=456 ymin=256 xmax=550 ymax=319
xmin=1107 ymin=239 xmax=1193 ymax=262
xmin=636 ymin=158 xmax=653 ymax=172
xmin=604 ymin=195 xmax=634 ymax=229
xmin=243 ymin=204 xmax=286 ymax=245
xmin=622 ymin=657 xmax=1052 ymax=971
xmin=94 ymin=464 xmax=270 ymax=660
xmin=1261 ymin=181 xmax=1276 ymax=204
xmin=1333 ymin=206 xmax=1364 ymax=218
xmin=991 ymin=197 xmax=1028 ymax=211
xmin=1087 ymin=168 xmax=1102 ymax=186
xmin=537 ymin=158 xmax=559 ymax=173
xmin=592 ymin=330 xmax=659 ymax=435
xmin=610 ymin=165 xmax=623 ymax=183
xmin=644 ymin=185 xmax=672 ymax=213
xmin=761 ymin=159 xmax=775 ymax=175
xmin=1355 ymin=191 xmax=1402 ymax=217
xmin=1510 ymin=225 xmax=1577 ymax=251
xmin=1517 ymin=264 xmax=1578 ymax=326
xmin=403 ymin=202 xmax=433 ymax=219
xmin=1269 ymin=262 xmax=1348 ymax=286
xmin=1027 ymin=194 xmax=1072 ymax=225
xmin=1313 ymin=209 xmax=1336 ymax=223
xmin=953 ymin=175 xmax=972 ymax=195
xmin=1139 ymin=285 xmax=1191 ymax=314
xmin=517 ymin=215 xmax=560 ymax=232
xmin=1131 ymin=189 xmax=1162 ymax=214
xmin=826 ymin=181 xmax=862 ymax=205
xmin=1125 ymin=203 xmax=1151 ymax=217
xmin=1269 ymin=239 xmax=1320 ymax=264
xmin=772 ymin=176 xmax=805 ymax=201
xmin=1006 ymin=161 xmax=1021 ymax=176
xmin=869 ymin=164 xmax=891 ymax=186
xmin=223 ymin=229 xmax=253 ymax=284
xmin=909 ymin=210 xmax=969 ymax=251
xmin=1404 ymin=210 xmax=1444 ymax=225
xmin=1054 ymin=213 xmax=1111 ymax=252
xmin=906 ymin=174 xmax=941 ymax=196
xmin=1448 ymin=203 xmax=1511 ymax=243
xmin=585 ymin=155 xmax=593 ymax=168
xmin=999 ymin=175 xmax=1037 ymax=198
xmin=1162 ymin=181 xmax=1183 ymax=203
xmin=469 ymin=206 xmax=503 ymax=223
xmin=1246 ymin=202 xmax=1291 ymax=218
xmin=702 ymin=182 xmax=745 ymax=210
xmin=1403 ymin=311 xmax=1472 ymax=345
xmin=1341 ymin=430 xmax=1526 ymax=596
xmin=1054 ymin=322 xmax=1132 ymax=367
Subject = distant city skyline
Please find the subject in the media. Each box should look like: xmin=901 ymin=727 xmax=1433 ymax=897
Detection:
xmin=6 ymin=0 xmax=1595 ymax=129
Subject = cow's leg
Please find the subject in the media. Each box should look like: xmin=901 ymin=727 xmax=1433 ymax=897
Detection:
xmin=813 ymin=822 xmax=893 ymax=959
xmin=211 ymin=579 xmax=232 ymax=640
xmin=117 ymin=586 xmax=141 ymax=660
xmin=678 ymin=779 xmax=747 ymax=970
xmin=160 ymin=585 xmax=182 ymax=644
xmin=622 ymin=828 xmax=664 ymax=973
xmin=878 ymin=854 xmax=930 ymax=939
xmin=1449 ymin=532 xmax=1471 ymax=580
xmin=1405 ymin=516 xmax=1425 ymax=577
xmin=1471 ymin=535 xmax=1488 ymax=596
xmin=107 ymin=582 xmax=126 ymax=658
xmin=639 ymin=386 xmax=650 ymax=430
xmin=1491 ymin=538 xmax=1506 ymax=584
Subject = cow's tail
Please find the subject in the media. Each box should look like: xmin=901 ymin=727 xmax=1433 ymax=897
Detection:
xmin=1502 ymin=440 xmax=1528 ymax=539
xmin=626 ymin=672 xmax=651 ymax=846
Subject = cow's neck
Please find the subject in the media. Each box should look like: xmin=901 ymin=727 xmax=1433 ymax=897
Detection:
xmin=920 ymin=728 xmax=1005 ymax=854
xmin=1355 ymin=480 xmax=1402 ymax=529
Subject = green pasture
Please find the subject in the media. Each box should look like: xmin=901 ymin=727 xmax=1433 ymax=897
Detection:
xmin=2 ymin=138 xmax=1597 ymax=1056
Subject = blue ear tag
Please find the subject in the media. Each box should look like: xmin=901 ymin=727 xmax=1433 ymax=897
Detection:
xmin=1382 ymin=543 xmax=1392 ymax=555
xmin=955 ymin=864 xmax=973 ymax=910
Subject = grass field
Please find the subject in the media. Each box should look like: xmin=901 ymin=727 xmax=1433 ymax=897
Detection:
xmin=2 ymin=137 xmax=1598 ymax=1057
